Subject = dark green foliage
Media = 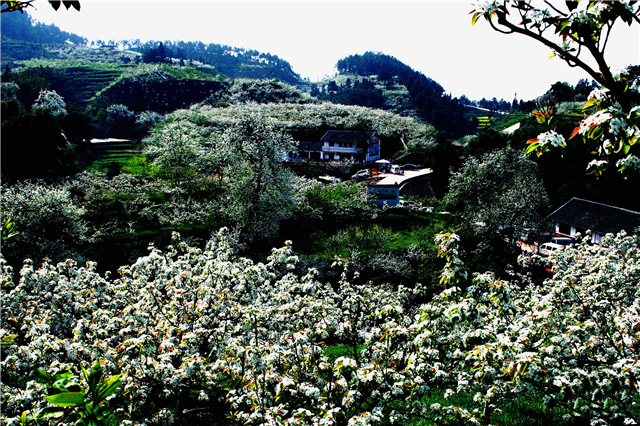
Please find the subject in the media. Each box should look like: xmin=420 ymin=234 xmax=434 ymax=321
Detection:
xmin=283 ymin=205 xmax=461 ymax=289
xmin=142 ymin=41 xmax=169 ymax=64
xmin=230 ymin=79 xmax=311 ymax=104
xmin=136 ymin=40 xmax=301 ymax=85
xmin=4 ymin=65 xmax=70 ymax=107
xmin=0 ymin=10 xmax=86 ymax=46
xmin=410 ymin=390 xmax=576 ymax=426
xmin=336 ymin=52 xmax=475 ymax=137
xmin=420 ymin=131 xmax=463 ymax=199
xmin=464 ymin=128 xmax=509 ymax=158
xmin=317 ymin=77 xmax=386 ymax=109
xmin=1 ymin=107 xmax=75 ymax=180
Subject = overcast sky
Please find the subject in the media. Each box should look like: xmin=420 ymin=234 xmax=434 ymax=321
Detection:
xmin=27 ymin=0 xmax=639 ymax=102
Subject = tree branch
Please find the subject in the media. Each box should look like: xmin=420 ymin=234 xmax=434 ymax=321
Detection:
xmin=492 ymin=12 xmax=606 ymax=87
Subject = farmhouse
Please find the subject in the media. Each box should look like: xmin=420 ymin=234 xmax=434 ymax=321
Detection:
xmin=320 ymin=130 xmax=381 ymax=162
xmin=293 ymin=141 xmax=324 ymax=161
xmin=547 ymin=197 xmax=640 ymax=244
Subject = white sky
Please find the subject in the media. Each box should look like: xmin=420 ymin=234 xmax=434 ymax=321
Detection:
xmin=26 ymin=0 xmax=640 ymax=102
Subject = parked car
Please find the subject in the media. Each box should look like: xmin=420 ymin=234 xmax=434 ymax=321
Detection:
xmin=539 ymin=242 xmax=564 ymax=256
xmin=390 ymin=165 xmax=402 ymax=174
xmin=351 ymin=169 xmax=371 ymax=180
xmin=401 ymin=164 xmax=420 ymax=170
xmin=318 ymin=175 xmax=342 ymax=183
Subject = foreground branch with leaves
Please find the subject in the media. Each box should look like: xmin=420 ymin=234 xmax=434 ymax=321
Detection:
xmin=473 ymin=1 xmax=640 ymax=175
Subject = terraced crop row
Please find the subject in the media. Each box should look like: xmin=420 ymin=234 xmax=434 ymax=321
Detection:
xmin=64 ymin=66 xmax=124 ymax=109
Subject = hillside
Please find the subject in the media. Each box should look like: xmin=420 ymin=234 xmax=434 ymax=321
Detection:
xmin=315 ymin=52 xmax=477 ymax=137
xmin=1 ymin=11 xmax=302 ymax=86
xmin=2 ymin=12 xmax=481 ymax=138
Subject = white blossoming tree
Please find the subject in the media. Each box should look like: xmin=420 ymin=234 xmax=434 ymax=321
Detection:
xmin=218 ymin=113 xmax=299 ymax=240
xmin=444 ymin=146 xmax=551 ymax=240
xmin=30 ymin=89 xmax=67 ymax=118
xmin=0 ymin=181 xmax=89 ymax=267
xmin=3 ymin=227 xmax=639 ymax=425
xmin=472 ymin=1 xmax=640 ymax=175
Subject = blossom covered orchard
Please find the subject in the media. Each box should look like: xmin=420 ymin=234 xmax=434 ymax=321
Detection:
xmin=2 ymin=227 xmax=640 ymax=425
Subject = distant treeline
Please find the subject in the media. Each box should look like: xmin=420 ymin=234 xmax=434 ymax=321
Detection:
xmin=131 ymin=40 xmax=301 ymax=86
xmin=0 ymin=11 xmax=87 ymax=45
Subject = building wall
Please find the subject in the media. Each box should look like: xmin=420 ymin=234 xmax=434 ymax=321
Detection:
xmin=555 ymin=222 xmax=603 ymax=244
xmin=368 ymin=186 xmax=399 ymax=206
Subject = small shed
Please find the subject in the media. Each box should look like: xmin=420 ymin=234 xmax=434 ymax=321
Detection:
xmin=367 ymin=168 xmax=432 ymax=206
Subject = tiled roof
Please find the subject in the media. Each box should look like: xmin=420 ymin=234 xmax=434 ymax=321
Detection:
xmin=320 ymin=130 xmax=376 ymax=143
xmin=297 ymin=141 xmax=324 ymax=152
xmin=547 ymin=198 xmax=640 ymax=235
xmin=369 ymin=169 xmax=432 ymax=186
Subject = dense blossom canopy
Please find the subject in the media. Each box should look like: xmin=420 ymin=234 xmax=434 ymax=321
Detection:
xmin=2 ymin=229 xmax=639 ymax=425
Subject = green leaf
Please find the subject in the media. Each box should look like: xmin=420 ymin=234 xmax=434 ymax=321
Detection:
xmin=472 ymin=12 xmax=481 ymax=26
xmin=583 ymin=98 xmax=598 ymax=111
xmin=96 ymin=375 xmax=122 ymax=402
xmin=53 ymin=372 xmax=74 ymax=382
xmin=588 ymin=125 xmax=603 ymax=140
xmin=53 ymin=378 xmax=82 ymax=393
xmin=1 ymin=334 xmax=18 ymax=346
xmin=83 ymin=362 xmax=103 ymax=398
xmin=20 ymin=411 xmax=29 ymax=426
xmin=44 ymin=392 xmax=84 ymax=407
xmin=525 ymin=141 xmax=540 ymax=155
xmin=35 ymin=369 xmax=53 ymax=386
xmin=36 ymin=406 xmax=66 ymax=419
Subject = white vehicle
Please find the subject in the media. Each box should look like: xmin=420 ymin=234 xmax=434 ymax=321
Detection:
xmin=318 ymin=175 xmax=342 ymax=183
xmin=390 ymin=165 xmax=402 ymax=174
xmin=551 ymin=237 xmax=573 ymax=247
xmin=351 ymin=169 xmax=371 ymax=180
xmin=539 ymin=242 xmax=564 ymax=256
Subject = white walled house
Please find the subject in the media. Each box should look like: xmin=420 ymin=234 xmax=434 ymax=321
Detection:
xmin=547 ymin=198 xmax=640 ymax=244
xmin=320 ymin=130 xmax=381 ymax=162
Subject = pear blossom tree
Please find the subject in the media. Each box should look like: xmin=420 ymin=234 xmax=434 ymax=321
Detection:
xmin=218 ymin=113 xmax=298 ymax=240
xmin=31 ymin=89 xmax=67 ymax=118
xmin=0 ymin=181 xmax=89 ymax=267
xmin=3 ymin=227 xmax=639 ymax=425
xmin=444 ymin=146 xmax=551 ymax=240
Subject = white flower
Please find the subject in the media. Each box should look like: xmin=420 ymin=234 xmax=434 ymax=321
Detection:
xmin=579 ymin=110 xmax=613 ymax=135
xmin=616 ymin=155 xmax=640 ymax=172
xmin=474 ymin=0 xmax=501 ymax=15
xmin=537 ymin=130 xmax=566 ymax=148
xmin=588 ymin=87 xmax=610 ymax=102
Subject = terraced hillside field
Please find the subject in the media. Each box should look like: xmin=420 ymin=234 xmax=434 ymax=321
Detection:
xmin=63 ymin=66 xmax=125 ymax=109
xmin=85 ymin=139 xmax=142 ymax=175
